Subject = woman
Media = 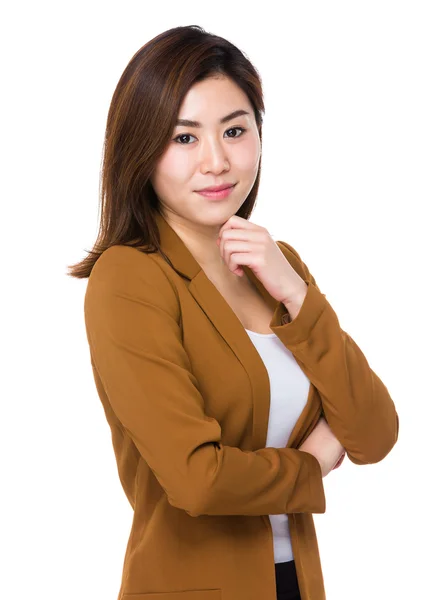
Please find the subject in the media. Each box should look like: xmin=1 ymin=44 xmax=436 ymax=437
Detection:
xmin=68 ymin=25 xmax=399 ymax=600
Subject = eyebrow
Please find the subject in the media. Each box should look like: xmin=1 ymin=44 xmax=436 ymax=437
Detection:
xmin=175 ymin=109 xmax=250 ymax=128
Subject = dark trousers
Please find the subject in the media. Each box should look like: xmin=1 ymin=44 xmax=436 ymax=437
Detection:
xmin=275 ymin=560 xmax=301 ymax=600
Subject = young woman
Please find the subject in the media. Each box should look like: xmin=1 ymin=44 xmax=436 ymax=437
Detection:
xmin=68 ymin=25 xmax=399 ymax=600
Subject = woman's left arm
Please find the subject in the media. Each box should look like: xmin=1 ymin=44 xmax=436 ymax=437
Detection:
xmin=269 ymin=240 xmax=399 ymax=466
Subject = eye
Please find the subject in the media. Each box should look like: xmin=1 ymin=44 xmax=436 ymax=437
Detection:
xmin=173 ymin=127 xmax=247 ymax=145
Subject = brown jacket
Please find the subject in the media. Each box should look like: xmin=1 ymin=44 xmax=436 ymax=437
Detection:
xmin=84 ymin=209 xmax=399 ymax=600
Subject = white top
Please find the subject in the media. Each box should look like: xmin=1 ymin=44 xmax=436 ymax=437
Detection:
xmin=244 ymin=327 xmax=311 ymax=564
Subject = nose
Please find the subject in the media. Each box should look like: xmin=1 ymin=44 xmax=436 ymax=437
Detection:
xmin=199 ymin=136 xmax=230 ymax=174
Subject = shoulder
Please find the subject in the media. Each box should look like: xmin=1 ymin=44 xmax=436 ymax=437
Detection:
xmin=276 ymin=240 xmax=319 ymax=291
xmin=276 ymin=239 xmax=305 ymax=271
xmin=85 ymin=245 xmax=179 ymax=316
xmin=89 ymin=244 xmax=160 ymax=275
xmin=89 ymin=245 xmax=173 ymax=286
xmin=276 ymin=239 xmax=301 ymax=259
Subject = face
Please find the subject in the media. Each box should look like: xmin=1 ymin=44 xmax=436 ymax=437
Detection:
xmin=150 ymin=75 xmax=261 ymax=237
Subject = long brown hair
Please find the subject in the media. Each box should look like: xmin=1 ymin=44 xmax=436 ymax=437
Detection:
xmin=67 ymin=25 xmax=265 ymax=279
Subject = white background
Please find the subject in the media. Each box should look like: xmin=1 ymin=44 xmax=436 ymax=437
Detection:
xmin=2 ymin=2 xmax=446 ymax=599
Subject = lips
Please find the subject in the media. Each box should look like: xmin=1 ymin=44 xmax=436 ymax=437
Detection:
xmin=195 ymin=184 xmax=236 ymax=200
xmin=196 ymin=184 xmax=235 ymax=192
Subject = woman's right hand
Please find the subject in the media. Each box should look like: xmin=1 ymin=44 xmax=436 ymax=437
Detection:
xmin=298 ymin=416 xmax=346 ymax=478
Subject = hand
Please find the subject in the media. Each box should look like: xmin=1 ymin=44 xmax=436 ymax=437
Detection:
xmin=217 ymin=215 xmax=307 ymax=305
xmin=298 ymin=417 xmax=346 ymax=478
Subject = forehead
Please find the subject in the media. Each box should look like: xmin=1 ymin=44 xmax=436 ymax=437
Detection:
xmin=177 ymin=77 xmax=252 ymax=125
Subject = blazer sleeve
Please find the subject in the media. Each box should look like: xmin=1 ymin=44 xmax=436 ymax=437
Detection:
xmin=269 ymin=240 xmax=399 ymax=465
xmin=84 ymin=245 xmax=326 ymax=518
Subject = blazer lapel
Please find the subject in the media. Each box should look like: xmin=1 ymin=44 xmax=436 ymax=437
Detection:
xmin=153 ymin=210 xmax=319 ymax=451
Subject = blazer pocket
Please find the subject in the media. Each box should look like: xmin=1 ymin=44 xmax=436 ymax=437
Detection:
xmin=122 ymin=590 xmax=222 ymax=600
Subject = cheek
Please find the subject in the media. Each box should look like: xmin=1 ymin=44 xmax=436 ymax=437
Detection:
xmin=153 ymin=148 xmax=193 ymax=190
xmin=234 ymin=137 xmax=261 ymax=172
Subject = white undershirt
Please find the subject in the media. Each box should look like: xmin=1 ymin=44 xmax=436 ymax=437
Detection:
xmin=244 ymin=328 xmax=311 ymax=564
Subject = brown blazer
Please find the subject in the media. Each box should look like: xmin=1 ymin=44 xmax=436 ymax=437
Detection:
xmin=84 ymin=209 xmax=399 ymax=600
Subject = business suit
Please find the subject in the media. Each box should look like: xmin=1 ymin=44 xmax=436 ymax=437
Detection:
xmin=84 ymin=208 xmax=399 ymax=600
